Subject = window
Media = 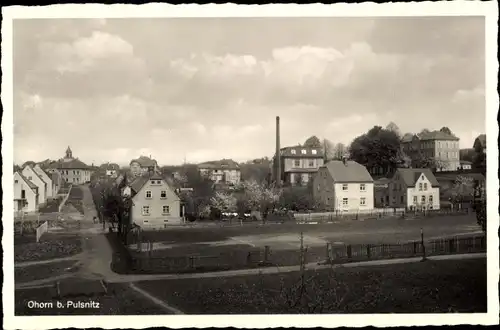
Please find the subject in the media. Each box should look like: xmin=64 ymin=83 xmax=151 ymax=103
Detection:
xmin=160 ymin=190 xmax=167 ymax=199
xmin=77 ymin=171 xmax=80 ymax=175
xmin=308 ymin=160 xmax=314 ymax=167
xmin=291 ymin=149 xmax=296 ymax=155
xmin=360 ymin=184 xmax=366 ymax=191
xmin=342 ymin=184 xmax=348 ymax=191
xmin=360 ymin=198 xmax=366 ymax=206
xmin=413 ymin=196 xmax=417 ymax=205
xmin=162 ymin=205 xmax=170 ymax=215
xmin=21 ymin=190 xmax=26 ymax=199
xmin=15 ymin=179 xmax=18 ymax=184
xmin=142 ymin=206 xmax=150 ymax=215
xmin=294 ymin=160 xmax=300 ymax=167
xmin=423 ymin=183 xmax=428 ymax=191
xmin=429 ymin=195 xmax=433 ymax=203
xmin=301 ymin=149 xmax=307 ymax=154
xmin=342 ymin=198 xmax=348 ymax=206
xmin=312 ymin=150 xmax=317 ymax=155
xmin=150 ymin=180 xmax=156 ymax=184
xmin=421 ymin=195 xmax=426 ymax=204
xmin=145 ymin=190 xmax=152 ymax=199
xmin=418 ymin=183 xmax=423 ymax=191
xmin=400 ymin=196 xmax=404 ymax=203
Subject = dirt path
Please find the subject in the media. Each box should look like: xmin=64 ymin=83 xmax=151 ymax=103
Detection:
xmin=15 ymin=255 xmax=82 ymax=268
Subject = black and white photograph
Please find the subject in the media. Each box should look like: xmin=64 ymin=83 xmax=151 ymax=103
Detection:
xmin=2 ymin=2 xmax=498 ymax=329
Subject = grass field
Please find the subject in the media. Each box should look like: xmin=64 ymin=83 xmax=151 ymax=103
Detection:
xmin=15 ymin=260 xmax=80 ymax=283
xmin=136 ymin=258 xmax=487 ymax=314
xmin=14 ymin=233 xmax=82 ymax=262
xmin=15 ymin=282 xmax=168 ymax=315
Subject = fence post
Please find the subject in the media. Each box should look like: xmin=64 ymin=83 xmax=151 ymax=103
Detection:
xmin=326 ymin=243 xmax=333 ymax=261
xmin=366 ymin=244 xmax=371 ymax=259
xmin=346 ymin=245 xmax=352 ymax=259
xmin=247 ymin=252 xmax=252 ymax=265
xmin=421 ymin=228 xmax=427 ymax=261
xmin=264 ymin=245 xmax=270 ymax=263
xmin=448 ymin=238 xmax=455 ymax=253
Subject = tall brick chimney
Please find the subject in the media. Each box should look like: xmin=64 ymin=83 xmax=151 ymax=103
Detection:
xmin=275 ymin=116 xmax=281 ymax=186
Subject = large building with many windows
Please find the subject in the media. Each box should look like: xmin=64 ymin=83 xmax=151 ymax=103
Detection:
xmin=272 ymin=145 xmax=324 ymax=186
xmin=402 ymin=131 xmax=460 ymax=172
xmin=48 ymin=146 xmax=93 ymax=184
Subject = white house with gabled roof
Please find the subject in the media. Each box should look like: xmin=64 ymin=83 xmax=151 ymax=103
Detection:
xmin=22 ymin=164 xmax=48 ymax=205
xmin=14 ymin=171 xmax=39 ymax=213
xmin=388 ymin=168 xmax=440 ymax=210
xmin=33 ymin=164 xmax=53 ymax=198
xmin=126 ymin=172 xmax=183 ymax=228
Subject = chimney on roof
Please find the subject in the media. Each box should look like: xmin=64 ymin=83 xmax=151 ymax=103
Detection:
xmin=275 ymin=116 xmax=281 ymax=187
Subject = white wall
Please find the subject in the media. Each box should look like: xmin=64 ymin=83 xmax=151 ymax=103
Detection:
xmin=34 ymin=165 xmax=53 ymax=198
xmin=406 ymin=174 xmax=440 ymax=210
xmin=14 ymin=172 xmax=38 ymax=213
xmin=22 ymin=166 xmax=47 ymax=204
xmin=333 ymin=182 xmax=375 ymax=212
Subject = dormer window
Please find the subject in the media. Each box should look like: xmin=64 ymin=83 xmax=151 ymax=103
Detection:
xmin=312 ymin=150 xmax=317 ymax=155
xmin=301 ymin=149 xmax=307 ymax=154
xmin=291 ymin=149 xmax=296 ymax=155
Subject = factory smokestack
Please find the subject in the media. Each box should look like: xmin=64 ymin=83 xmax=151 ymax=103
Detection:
xmin=275 ymin=116 xmax=281 ymax=186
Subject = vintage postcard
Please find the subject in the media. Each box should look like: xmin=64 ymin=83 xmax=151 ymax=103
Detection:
xmin=2 ymin=2 xmax=499 ymax=329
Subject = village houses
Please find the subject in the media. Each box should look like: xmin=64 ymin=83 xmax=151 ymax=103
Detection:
xmin=130 ymin=156 xmax=159 ymax=177
xmin=33 ymin=164 xmax=53 ymax=199
xmin=22 ymin=164 xmax=48 ymax=205
xmin=387 ymin=168 xmax=441 ymax=210
xmin=14 ymin=171 xmax=39 ymax=213
xmin=122 ymin=172 xmax=183 ymax=228
xmin=198 ymin=159 xmax=241 ymax=185
xmin=313 ymin=159 xmax=374 ymax=212
xmin=47 ymin=146 xmax=93 ymax=184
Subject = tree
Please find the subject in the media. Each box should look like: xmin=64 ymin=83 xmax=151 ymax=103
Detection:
xmin=473 ymin=182 xmax=486 ymax=232
xmin=439 ymin=126 xmax=453 ymax=136
xmin=349 ymin=126 xmax=404 ymax=176
xmin=240 ymin=159 xmax=271 ymax=184
xmin=386 ymin=122 xmax=401 ymax=137
xmin=449 ymin=175 xmax=475 ymax=208
xmin=242 ymin=180 xmax=282 ymax=220
xmin=323 ymin=139 xmax=335 ymax=161
xmin=333 ymin=143 xmax=347 ymax=160
xmin=210 ymin=191 xmax=237 ymax=213
xmin=303 ymin=136 xmax=322 ymax=148
xmin=177 ymin=164 xmax=214 ymax=216
xmin=279 ymin=186 xmax=316 ymax=211
xmin=417 ymin=129 xmax=431 ymax=138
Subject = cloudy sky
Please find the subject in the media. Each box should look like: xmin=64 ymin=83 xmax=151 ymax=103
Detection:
xmin=13 ymin=16 xmax=485 ymax=166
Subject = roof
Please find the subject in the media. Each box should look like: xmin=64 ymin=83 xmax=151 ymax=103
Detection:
xmin=475 ymin=134 xmax=486 ymax=149
xmin=128 ymin=173 xmax=179 ymax=198
xmin=23 ymin=165 xmax=46 ymax=184
xmin=34 ymin=164 xmax=52 ymax=180
xmin=198 ymin=159 xmax=240 ymax=170
xmin=460 ymin=160 xmax=473 ymax=165
xmin=101 ymin=163 xmax=120 ymax=170
xmin=16 ymin=171 xmax=38 ymax=191
xmin=322 ymin=160 xmax=374 ymax=183
xmin=418 ymin=130 xmax=459 ymax=141
xmin=279 ymin=145 xmax=323 ymax=158
xmin=55 ymin=158 xmax=91 ymax=169
xmin=401 ymin=134 xmax=417 ymax=143
xmin=395 ymin=168 xmax=440 ymax=187
xmin=130 ymin=156 xmax=157 ymax=168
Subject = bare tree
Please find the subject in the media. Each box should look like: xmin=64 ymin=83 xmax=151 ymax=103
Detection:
xmin=333 ymin=143 xmax=347 ymax=160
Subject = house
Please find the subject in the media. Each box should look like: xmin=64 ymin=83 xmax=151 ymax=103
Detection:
xmin=198 ymin=159 xmax=241 ymax=185
xmin=14 ymin=171 xmax=39 ymax=213
xmin=130 ymin=156 xmax=159 ymax=177
xmin=50 ymin=170 xmax=62 ymax=196
xmin=402 ymin=131 xmax=460 ymax=172
xmin=100 ymin=163 xmax=120 ymax=178
xmin=459 ymin=160 xmax=473 ymax=170
xmin=125 ymin=172 xmax=183 ymax=228
xmin=22 ymin=165 xmax=48 ymax=205
xmin=313 ymin=159 xmax=374 ymax=212
xmin=374 ymin=177 xmax=390 ymax=208
xmin=388 ymin=168 xmax=440 ymax=210
xmin=48 ymin=146 xmax=94 ymax=184
xmin=33 ymin=164 xmax=53 ymax=199
xmin=273 ymin=145 xmax=325 ymax=186
xmin=473 ymin=134 xmax=486 ymax=153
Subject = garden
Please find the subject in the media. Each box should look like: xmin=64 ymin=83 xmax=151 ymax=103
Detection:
xmin=14 ymin=233 xmax=83 ymax=263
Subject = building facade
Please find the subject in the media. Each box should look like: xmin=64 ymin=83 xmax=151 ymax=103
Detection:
xmin=126 ymin=173 xmax=183 ymax=228
xmin=388 ymin=168 xmax=440 ymax=210
xmin=313 ymin=160 xmax=374 ymax=212
xmin=22 ymin=165 xmax=47 ymax=205
xmin=14 ymin=171 xmax=39 ymax=213
xmin=198 ymin=159 xmax=241 ymax=185
xmin=49 ymin=147 xmax=93 ymax=184
xmin=130 ymin=156 xmax=158 ymax=177
xmin=402 ymin=131 xmax=460 ymax=172
xmin=274 ymin=145 xmax=325 ymax=186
